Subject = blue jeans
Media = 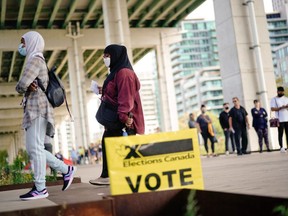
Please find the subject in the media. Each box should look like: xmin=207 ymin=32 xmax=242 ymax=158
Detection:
xmin=224 ymin=129 xmax=235 ymax=152
xmin=26 ymin=116 xmax=68 ymax=190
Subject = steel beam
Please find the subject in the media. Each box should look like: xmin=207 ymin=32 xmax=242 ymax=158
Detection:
xmin=0 ymin=0 xmax=6 ymax=28
xmin=81 ymin=0 xmax=100 ymax=28
xmin=17 ymin=0 xmax=26 ymax=29
xmin=8 ymin=51 xmax=16 ymax=82
xmin=47 ymin=0 xmax=62 ymax=29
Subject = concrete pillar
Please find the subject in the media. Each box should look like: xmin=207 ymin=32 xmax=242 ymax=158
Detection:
xmin=59 ymin=120 xmax=69 ymax=158
xmin=102 ymin=0 xmax=132 ymax=60
xmin=214 ymin=0 xmax=278 ymax=151
xmin=67 ymin=23 xmax=89 ymax=150
xmin=155 ymin=32 xmax=179 ymax=132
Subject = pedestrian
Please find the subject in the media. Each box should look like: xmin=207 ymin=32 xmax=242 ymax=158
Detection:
xmin=270 ymin=86 xmax=288 ymax=153
xmin=196 ymin=105 xmax=217 ymax=157
xmin=229 ymin=97 xmax=250 ymax=155
xmin=188 ymin=113 xmax=197 ymax=129
xmin=70 ymin=148 xmax=78 ymax=165
xmin=251 ymin=100 xmax=271 ymax=153
xmin=78 ymin=146 xmax=84 ymax=164
xmin=89 ymin=44 xmax=145 ymax=186
xmin=97 ymin=144 xmax=102 ymax=163
xmin=15 ymin=31 xmax=76 ymax=201
xmin=219 ymin=103 xmax=235 ymax=155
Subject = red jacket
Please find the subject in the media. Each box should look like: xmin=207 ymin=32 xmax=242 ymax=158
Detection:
xmin=102 ymin=68 xmax=145 ymax=134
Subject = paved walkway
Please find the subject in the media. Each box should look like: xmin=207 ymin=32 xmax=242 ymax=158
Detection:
xmin=201 ymin=151 xmax=288 ymax=198
xmin=0 ymin=151 xmax=287 ymax=213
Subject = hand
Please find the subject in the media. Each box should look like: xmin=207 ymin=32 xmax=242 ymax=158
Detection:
xmin=125 ymin=117 xmax=133 ymax=128
xmin=28 ymin=81 xmax=38 ymax=92
xmin=98 ymin=86 xmax=102 ymax=94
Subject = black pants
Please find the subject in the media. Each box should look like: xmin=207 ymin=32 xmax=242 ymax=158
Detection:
xmin=234 ymin=127 xmax=248 ymax=154
xmin=278 ymin=122 xmax=288 ymax=148
xmin=100 ymin=128 xmax=136 ymax=178
xmin=201 ymin=131 xmax=215 ymax=154
xmin=224 ymin=130 xmax=235 ymax=152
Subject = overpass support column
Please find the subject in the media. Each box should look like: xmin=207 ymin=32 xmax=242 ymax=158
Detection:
xmin=102 ymin=0 xmax=132 ymax=60
xmin=214 ymin=0 xmax=278 ymax=150
xmin=66 ymin=23 xmax=90 ymax=150
xmin=155 ymin=32 xmax=179 ymax=132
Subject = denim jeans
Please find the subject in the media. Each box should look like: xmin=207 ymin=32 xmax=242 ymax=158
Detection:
xmin=26 ymin=116 xmax=68 ymax=190
xmin=224 ymin=129 xmax=235 ymax=152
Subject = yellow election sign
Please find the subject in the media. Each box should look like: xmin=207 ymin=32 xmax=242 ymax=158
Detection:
xmin=105 ymin=129 xmax=204 ymax=195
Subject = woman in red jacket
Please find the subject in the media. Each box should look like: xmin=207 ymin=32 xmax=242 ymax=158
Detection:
xmin=89 ymin=44 xmax=145 ymax=186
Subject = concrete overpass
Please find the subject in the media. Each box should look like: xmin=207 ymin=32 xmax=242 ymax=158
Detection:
xmin=0 ymin=0 xmax=205 ymax=161
xmin=0 ymin=0 xmax=280 ymax=162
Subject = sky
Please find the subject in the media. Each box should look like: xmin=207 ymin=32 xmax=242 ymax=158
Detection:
xmin=186 ymin=0 xmax=273 ymax=20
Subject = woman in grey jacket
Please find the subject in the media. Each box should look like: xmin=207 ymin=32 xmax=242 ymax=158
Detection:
xmin=16 ymin=31 xmax=76 ymax=201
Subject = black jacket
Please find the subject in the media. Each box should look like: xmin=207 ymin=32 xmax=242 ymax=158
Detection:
xmin=219 ymin=111 xmax=229 ymax=130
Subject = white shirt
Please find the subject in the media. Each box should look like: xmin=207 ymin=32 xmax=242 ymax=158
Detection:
xmin=270 ymin=96 xmax=288 ymax=122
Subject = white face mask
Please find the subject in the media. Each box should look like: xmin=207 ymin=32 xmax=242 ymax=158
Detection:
xmin=103 ymin=57 xmax=110 ymax=67
xmin=18 ymin=43 xmax=27 ymax=56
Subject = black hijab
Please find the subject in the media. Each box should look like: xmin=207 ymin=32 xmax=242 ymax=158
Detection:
xmin=102 ymin=44 xmax=133 ymax=91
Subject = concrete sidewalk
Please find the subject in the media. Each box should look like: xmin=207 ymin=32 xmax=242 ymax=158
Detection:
xmin=0 ymin=151 xmax=287 ymax=213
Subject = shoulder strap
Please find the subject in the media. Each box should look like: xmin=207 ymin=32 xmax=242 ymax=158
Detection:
xmin=63 ymin=89 xmax=74 ymax=121
xmin=274 ymin=98 xmax=278 ymax=108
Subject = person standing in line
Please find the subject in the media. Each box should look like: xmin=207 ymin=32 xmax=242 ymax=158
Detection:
xmin=229 ymin=97 xmax=250 ymax=155
xmin=251 ymin=100 xmax=271 ymax=153
xmin=270 ymin=86 xmax=288 ymax=153
xmin=89 ymin=44 xmax=145 ymax=186
xmin=219 ymin=103 xmax=235 ymax=155
xmin=188 ymin=113 xmax=197 ymax=129
xmin=15 ymin=31 xmax=76 ymax=200
xmin=196 ymin=105 xmax=217 ymax=157
xmin=70 ymin=148 xmax=78 ymax=165
xmin=78 ymin=146 xmax=84 ymax=165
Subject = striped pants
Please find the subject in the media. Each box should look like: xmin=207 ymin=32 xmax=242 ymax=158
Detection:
xmin=26 ymin=116 xmax=68 ymax=191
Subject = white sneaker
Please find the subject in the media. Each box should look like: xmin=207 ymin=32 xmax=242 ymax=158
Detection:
xmin=280 ymin=147 xmax=287 ymax=153
xmin=89 ymin=177 xmax=110 ymax=185
xmin=225 ymin=151 xmax=229 ymax=155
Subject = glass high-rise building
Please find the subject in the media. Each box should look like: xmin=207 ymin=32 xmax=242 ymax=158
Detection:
xmin=266 ymin=4 xmax=288 ymax=80
xmin=170 ymin=19 xmax=223 ymax=116
xmin=272 ymin=0 xmax=288 ymax=11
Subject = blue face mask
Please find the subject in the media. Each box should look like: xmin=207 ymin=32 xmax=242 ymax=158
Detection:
xmin=18 ymin=43 xmax=27 ymax=56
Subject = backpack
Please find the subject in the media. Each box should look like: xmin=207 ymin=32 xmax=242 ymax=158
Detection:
xmin=38 ymin=66 xmax=64 ymax=107
xmin=37 ymin=64 xmax=73 ymax=120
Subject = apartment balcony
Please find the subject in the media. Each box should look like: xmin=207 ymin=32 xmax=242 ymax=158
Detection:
xmin=201 ymin=95 xmax=223 ymax=102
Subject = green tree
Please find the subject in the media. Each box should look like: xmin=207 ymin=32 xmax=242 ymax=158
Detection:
xmin=0 ymin=150 xmax=8 ymax=168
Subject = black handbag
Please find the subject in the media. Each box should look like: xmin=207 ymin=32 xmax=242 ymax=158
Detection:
xmin=269 ymin=118 xmax=280 ymax=127
xmin=96 ymin=100 xmax=124 ymax=130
